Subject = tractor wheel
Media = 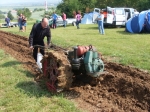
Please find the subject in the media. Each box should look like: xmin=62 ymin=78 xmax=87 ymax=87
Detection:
xmin=42 ymin=50 xmax=73 ymax=93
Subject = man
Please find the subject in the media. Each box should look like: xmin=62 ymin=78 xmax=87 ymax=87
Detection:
xmin=18 ymin=14 xmax=23 ymax=31
xmin=5 ymin=16 xmax=10 ymax=28
xmin=29 ymin=18 xmax=51 ymax=62
xmin=52 ymin=12 xmax=58 ymax=29
xmin=96 ymin=10 xmax=105 ymax=35
xmin=134 ymin=9 xmax=139 ymax=16
xmin=62 ymin=12 xmax=67 ymax=27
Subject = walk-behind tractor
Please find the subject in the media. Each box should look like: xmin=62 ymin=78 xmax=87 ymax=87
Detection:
xmin=34 ymin=44 xmax=105 ymax=92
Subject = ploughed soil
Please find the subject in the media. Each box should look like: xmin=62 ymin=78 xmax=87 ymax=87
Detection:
xmin=0 ymin=30 xmax=150 ymax=112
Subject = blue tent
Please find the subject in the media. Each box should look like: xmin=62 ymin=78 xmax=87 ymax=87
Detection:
xmin=126 ymin=18 xmax=133 ymax=33
xmin=144 ymin=11 xmax=150 ymax=32
xmin=126 ymin=10 xmax=150 ymax=33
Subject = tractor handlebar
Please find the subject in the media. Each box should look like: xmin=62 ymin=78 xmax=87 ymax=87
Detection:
xmin=33 ymin=45 xmax=50 ymax=50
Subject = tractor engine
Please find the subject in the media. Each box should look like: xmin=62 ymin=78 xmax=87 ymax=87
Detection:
xmin=67 ymin=45 xmax=104 ymax=77
xmin=35 ymin=44 xmax=105 ymax=93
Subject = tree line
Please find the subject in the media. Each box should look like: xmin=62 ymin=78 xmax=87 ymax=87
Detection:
xmin=57 ymin=0 xmax=150 ymax=17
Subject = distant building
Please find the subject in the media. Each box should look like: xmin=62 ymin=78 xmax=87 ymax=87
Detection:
xmin=45 ymin=0 xmax=48 ymax=11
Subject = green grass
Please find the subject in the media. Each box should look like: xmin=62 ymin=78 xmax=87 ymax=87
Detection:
xmin=0 ymin=49 xmax=81 ymax=112
xmin=1 ymin=22 xmax=150 ymax=71
xmin=31 ymin=11 xmax=45 ymax=20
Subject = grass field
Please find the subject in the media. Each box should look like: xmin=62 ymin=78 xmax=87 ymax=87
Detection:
xmin=0 ymin=49 xmax=81 ymax=112
xmin=1 ymin=22 xmax=150 ymax=71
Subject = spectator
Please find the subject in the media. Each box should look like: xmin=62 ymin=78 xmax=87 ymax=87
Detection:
xmin=62 ymin=12 xmax=67 ymax=28
xmin=52 ymin=12 xmax=58 ymax=29
xmin=5 ymin=16 xmax=10 ymax=28
xmin=73 ymin=11 xmax=76 ymax=18
xmin=18 ymin=14 xmax=23 ymax=31
xmin=29 ymin=18 xmax=51 ymax=62
xmin=96 ymin=10 xmax=105 ymax=35
xmin=75 ymin=11 xmax=82 ymax=29
xmin=21 ymin=15 xmax=27 ymax=32
xmin=134 ymin=9 xmax=139 ymax=16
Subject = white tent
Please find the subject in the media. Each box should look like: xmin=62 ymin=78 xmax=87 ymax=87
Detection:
xmin=81 ymin=12 xmax=99 ymax=24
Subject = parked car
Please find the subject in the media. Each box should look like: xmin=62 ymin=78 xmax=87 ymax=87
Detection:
xmin=0 ymin=22 xmax=18 ymax=28
xmin=35 ymin=14 xmax=76 ymax=27
xmin=49 ymin=14 xmax=76 ymax=26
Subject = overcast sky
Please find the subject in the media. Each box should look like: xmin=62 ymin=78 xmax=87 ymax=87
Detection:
xmin=0 ymin=0 xmax=62 ymax=4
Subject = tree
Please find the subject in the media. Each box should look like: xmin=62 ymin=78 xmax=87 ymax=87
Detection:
xmin=33 ymin=8 xmax=44 ymax=12
xmin=79 ymin=0 xmax=96 ymax=12
xmin=56 ymin=0 xmax=150 ymax=17
xmin=57 ymin=0 xmax=81 ymax=17
xmin=7 ymin=11 xmax=14 ymax=20
xmin=17 ymin=8 xmax=32 ymax=19
xmin=0 ymin=10 xmax=3 ymax=14
xmin=137 ymin=0 xmax=150 ymax=11
xmin=0 ymin=13 xmax=5 ymax=19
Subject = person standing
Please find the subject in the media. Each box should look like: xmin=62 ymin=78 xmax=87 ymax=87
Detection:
xmin=134 ymin=9 xmax=139 ymax=17
xmin=21 ymin=15 xmax=27 ymax=32
xmin=62 ymin=12 xmax=67 ymax=28
xmin=75 ymin=11 xmax=82 ymax=29
xmin=18 ymin=14 xmax=23 ymax=31
xmin=96 ymin=10 xmax=105 ymax=35
xmin=5 ymin=16 xmax=10 ymax=28
xmin=52 ymin=12 xmax=58 ymax=29
xmin=29 ymin=18 xmax=51 ymax=62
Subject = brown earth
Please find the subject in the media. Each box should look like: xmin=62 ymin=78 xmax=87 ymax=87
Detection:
xmin=0 ymin=30 xmax=150 ymax=112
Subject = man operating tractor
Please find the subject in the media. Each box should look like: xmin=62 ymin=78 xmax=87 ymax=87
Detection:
xmin=29 ymin=18 xmax=51 ymax=63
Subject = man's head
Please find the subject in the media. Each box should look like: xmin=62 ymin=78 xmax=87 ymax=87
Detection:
xmin=100 ymin=10 xmax=103 ymax=14
xmin=20 ymin=13 xmax=23 ymax=16
xmin=41 ymin=18 xmax=49 ymax=28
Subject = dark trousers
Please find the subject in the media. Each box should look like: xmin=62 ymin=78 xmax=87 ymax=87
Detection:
xmin=33 ymin=41 xmax=44 ymax=62
xmin=53 ymin=19 xmax=57 ymax=29
xmin=76 ymin=20 xmax=81 ymax=29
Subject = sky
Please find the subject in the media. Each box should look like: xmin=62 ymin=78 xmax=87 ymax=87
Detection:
xmin=0 ymin=0 xmax=62 ymax=4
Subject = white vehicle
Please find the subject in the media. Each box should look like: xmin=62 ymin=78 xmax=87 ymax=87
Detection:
xmin=93 ymin=7 xmax=136 ymax=27
xmin=111 ymin=7 xmax=135 ymax=27
xmin=49 ymin=15 xmax=76 ymax=26
xmin=92 ymin=7 xmax=116 ymax=26
xmin=81 ymin=8 xmax=100 ymax=24
xmin=92 ymin=8 xmax=101 ymax=23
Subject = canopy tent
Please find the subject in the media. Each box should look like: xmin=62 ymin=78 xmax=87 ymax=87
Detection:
xmin=81 ymin=12 xmax=99 ymax=24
